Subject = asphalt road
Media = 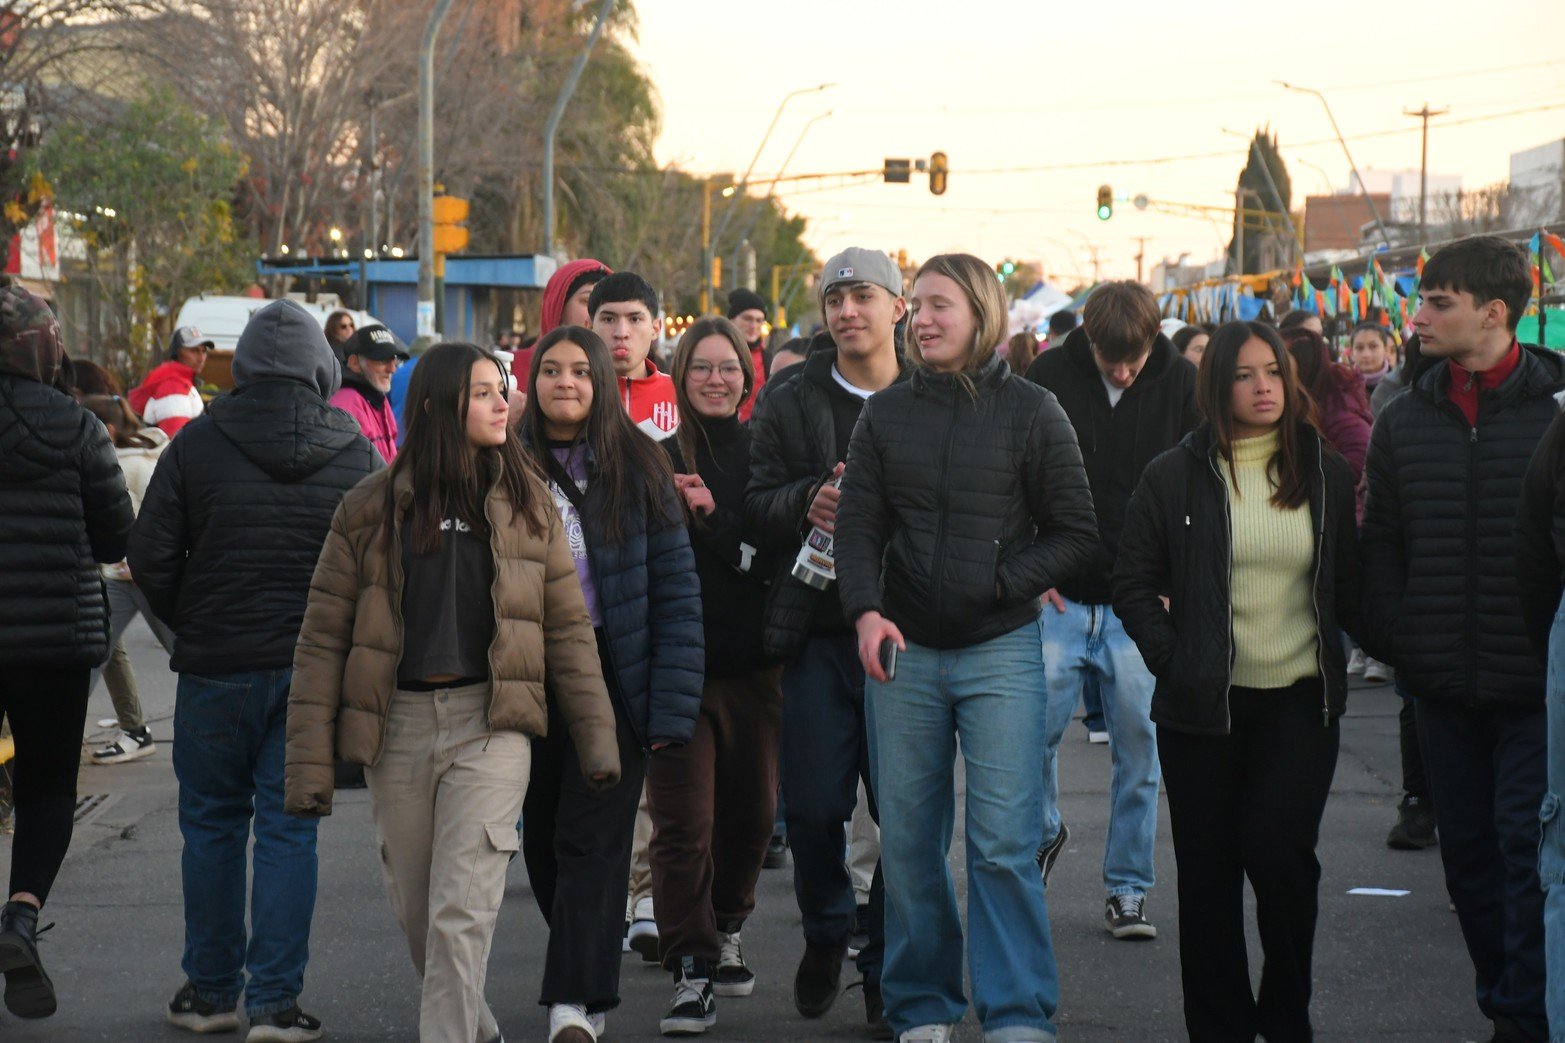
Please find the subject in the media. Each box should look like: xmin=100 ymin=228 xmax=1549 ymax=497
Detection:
xmin=0 ymin=616 xmax=1495 ymax=1041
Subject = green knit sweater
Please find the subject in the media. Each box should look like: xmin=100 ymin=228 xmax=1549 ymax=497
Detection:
xmin=1223 ymin=430 xmax=1318 ymax=689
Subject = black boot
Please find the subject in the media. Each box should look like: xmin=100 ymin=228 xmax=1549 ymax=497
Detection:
xmin=0 ymin=900 xmax=55 ymax=1018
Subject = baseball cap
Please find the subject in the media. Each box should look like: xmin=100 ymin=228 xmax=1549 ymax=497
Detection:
xmin=818 ymin=248 xmax=904 ymax=301
xmin=346 ymin=324 xmax=410 ymax=361
xmin=170 ymin=326 xmax=215 ymax=352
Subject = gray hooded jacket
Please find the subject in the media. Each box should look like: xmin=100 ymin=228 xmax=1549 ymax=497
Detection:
xmin=128 ymin=298 xmax=381 ymax=673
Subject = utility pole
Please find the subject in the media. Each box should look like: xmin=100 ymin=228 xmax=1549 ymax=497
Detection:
xmin=417 ymin=0 xmax=455 ymax=340
xmin=542 ymin=0 xmax=614 ymax=258
xmin=1277 ymin=81 xmax=1393 ymax=250
xmin=1132 ymin=237 xmax=1149 ymax=283
xmin=1404 ymin=103 xmax=1448 ymax=243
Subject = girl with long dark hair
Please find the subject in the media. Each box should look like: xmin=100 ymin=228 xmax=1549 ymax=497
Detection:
xmin=518 ymin=326 xmax=703 ymax=1043
xmin=645 ymin=317 xmax=783 ymax=1033
xmin=1114 ymin=320 xmax=1361 ymax=1042
xmin=286 ymin=342 xmax=621 ymax=1042
xmin=835 ymin=253 xmax=1097 ymax=1043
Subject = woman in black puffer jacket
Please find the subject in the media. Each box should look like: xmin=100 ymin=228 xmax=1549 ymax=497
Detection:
xmin=1112 ymin=320 xmax=1360 ymax=1042
xmin=835 ymin=253 xmax=1096 ymax=1043
xmin=0 ymin=284 xmax=133 ymax=1019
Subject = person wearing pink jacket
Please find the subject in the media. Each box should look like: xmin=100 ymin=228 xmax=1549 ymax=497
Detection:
xmin=330 ymin=324 xmax=408 ymax=463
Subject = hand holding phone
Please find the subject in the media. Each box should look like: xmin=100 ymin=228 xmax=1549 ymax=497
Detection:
xmin=878 ymin=638 xmax=898 ymax=682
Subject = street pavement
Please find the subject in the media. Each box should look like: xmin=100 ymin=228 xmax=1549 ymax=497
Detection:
xmin=0 ymin=616 xmax=1496 ymax=1041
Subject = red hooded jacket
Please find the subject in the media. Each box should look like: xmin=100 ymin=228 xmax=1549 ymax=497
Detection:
xmin=128 ymin=360 xmax=203 ymax=437
xmin=619 ymin=357 xmax=679 ymax=439
xmin=515 ymin=258 xmax=613 ymax=386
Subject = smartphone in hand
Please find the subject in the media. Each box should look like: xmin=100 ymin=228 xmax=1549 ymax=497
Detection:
xmin=878 ymin=637 xmax=898 ymax=682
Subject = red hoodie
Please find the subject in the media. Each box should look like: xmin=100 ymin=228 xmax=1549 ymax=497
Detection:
xmin=738 ymin=344 xmax=768 ymax=423
xmin=620 ymin=357 xmax=679 ymax=438
xmin=515 ymin=258 xmax=613 ymax=386
xmin=128 ymin=360 xmax=203 ymax=437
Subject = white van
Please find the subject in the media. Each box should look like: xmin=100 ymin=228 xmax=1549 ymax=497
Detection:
xmin=174 ymin=295 xmax=379 ymax=388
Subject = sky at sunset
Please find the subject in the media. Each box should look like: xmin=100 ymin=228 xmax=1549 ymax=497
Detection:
xmin=631 ymin=0 xmax=1565 ymax=284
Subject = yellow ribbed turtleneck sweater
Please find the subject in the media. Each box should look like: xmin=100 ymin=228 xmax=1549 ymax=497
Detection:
xmin=1223 ymin=429 xmax=1319 ymax=689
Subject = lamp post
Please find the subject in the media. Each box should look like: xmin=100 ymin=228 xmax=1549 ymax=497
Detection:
xmin=417 ymin=0 xmax=455 ymax=339
xmin=541 ymin=0 xmax=615 ymax=258
xmin=730 ymin=109 xmax=833 ymax=273
xmin=1276 ymin=81 xmax=1393 ymax=249
xmin=703 ymin=83 xmax=833 ymax=312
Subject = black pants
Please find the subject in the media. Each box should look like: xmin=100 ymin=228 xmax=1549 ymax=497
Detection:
xmin=1158 ymin=681 xmax=1339 ymax=1043
xmin=1 ymin=667 xmax=91 ymax=905
xmin=1398 ymin=690 xmax=1431 ymax=802
xmin=522 ymin=633 xmax=647 ymax=1014
xmin=1415 ymin=699 xmax=1547 ymax=1039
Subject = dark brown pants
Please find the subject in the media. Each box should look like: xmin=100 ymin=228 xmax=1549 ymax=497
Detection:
xmin=647 ymin=667 xmax=783 ymax=967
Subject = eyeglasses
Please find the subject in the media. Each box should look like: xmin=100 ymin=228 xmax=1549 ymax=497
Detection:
xmin=688 ymin=361 xmax=744 ymax=381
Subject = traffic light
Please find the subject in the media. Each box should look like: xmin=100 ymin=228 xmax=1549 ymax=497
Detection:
xmin=929 ymin=151 xmax=948 ymax=196
xmin=1096 ymin=184 xmax=1113 ymax=221
xmin=996 ymin=259 xmax=1016 ymax=280
xmin=882 ymin=158 xmax=912 ymax=184
xmin=433 ymin=193 xmax=470 ymax=253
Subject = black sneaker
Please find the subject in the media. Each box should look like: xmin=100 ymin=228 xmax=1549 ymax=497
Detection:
xmin=763 ymin=833 xmax=788 ymax=869
xmin=1035 ymin=823 xmax=1069 ymax=885
xmin=246 ymin=1005 xmax=322 ymax=1042
xmin=167 ymin=981 xmax=239 ymax=1033
xmin=660 ymin=956 xmax=716 ymax=1036
xmin=713 ymin=927 xmax=754 ymax=997
xmin=1104 ymin=894 xmax=1158 ymax=940
xmin=1387 ymin=794 xmax=1438 ymax=850
xmin=0 ymin=901 xmax=55 ymax=1019
xmin=793 ymin=936 xmax=848 ymax=1018
xmin=863 ymin=978 xmax=892 ymax=1040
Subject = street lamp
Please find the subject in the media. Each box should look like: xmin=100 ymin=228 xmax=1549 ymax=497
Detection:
xmin=541 ymin=0 xmax=615 ymax=258
xmin=704 ymin=82 xmax=834 ymax=312
xmin=1275 ymin=81 xmax=1392 ymax=249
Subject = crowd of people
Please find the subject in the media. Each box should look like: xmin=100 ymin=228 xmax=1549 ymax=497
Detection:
xmin=0 ymin=231 xmax=1561 ymax=1043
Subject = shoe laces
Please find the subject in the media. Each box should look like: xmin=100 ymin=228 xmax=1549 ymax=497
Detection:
xmin=672 ymin=972 xmax=709 ymax=1006
xmin=718 ymin=931 xmax=743 ymax=967
xmin=1115 ymin=894 xmax=1145 ymax=919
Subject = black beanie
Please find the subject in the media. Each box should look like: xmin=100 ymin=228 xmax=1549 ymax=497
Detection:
xmin=726 ymin=289 xmax=767 ymax=321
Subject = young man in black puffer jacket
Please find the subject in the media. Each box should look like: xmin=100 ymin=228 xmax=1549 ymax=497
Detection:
xmin=129 ymin=299 xmax=379 ymax=1041
xmin=745 ymin=247 xmax=909 ymax=1037
xmin=1361 ymin=235 xmax=1560 ymax=1043
xmin=0 ymin=284 xmax=133 ymax=1020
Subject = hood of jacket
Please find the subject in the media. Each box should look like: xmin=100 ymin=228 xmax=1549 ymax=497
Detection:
xmin=231 ymin=298 xmax=341 ymax=400
xmin=207 ymin=380 xmax=363 ymax=482
xmin=539 ymin=258 xmax=612 ymax=334
xmin=0 ymin=376 xmax=91 ymax=482
xmin=906 ymin=352 xmax=1010 ymax=398
xmin=1056 ymin=325 xmax=1184 ymax=390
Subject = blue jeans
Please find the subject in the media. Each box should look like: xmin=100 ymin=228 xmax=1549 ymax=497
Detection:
xmin=1544 ymin=590 xmax=1565 ymax=1042
xmin=1040 ymin=598 xmax=1159 ymax=897
xmin=779 ymin=633 xmax=884 ymax=981
xmin=867 ymin=619 xmax=1059 ymax=1043
xmin=173 ymin=669 xmax=318 ymax=1017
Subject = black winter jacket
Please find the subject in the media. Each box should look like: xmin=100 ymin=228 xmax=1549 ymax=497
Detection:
xmin=1025 ymin=328 xmax=1198 ymax=604
xmin=532 ymin=437 xmax=705 ymax=748
xmin=1516 ymin=405 xmax=1565 ymax=654
xmin=744 ymin=348 xmax=909 ymax=659
xmin=1113 ymin=423 xmax=1361 ymax=735
xmin=128 ymin=380 xmax=381 ymax=673
xmin=0 ymin=376 xmax=134 ymax=668
xmin=664 ymin=416 xmax=780 ymax=679
xmin=1361 ymin=344 xmax=1565 ymax=710
xmin=836 ymin=356 xmax=1098 ymax=650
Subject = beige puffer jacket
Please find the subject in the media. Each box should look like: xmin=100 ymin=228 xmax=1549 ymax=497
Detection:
xmin=284 ymin=460 xmax=620 ymax=816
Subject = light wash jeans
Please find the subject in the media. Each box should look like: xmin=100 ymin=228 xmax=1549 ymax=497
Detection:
xmin=867 ymin=619 xmax=1059 ymax=1043
xmin=1542 ymin=589 xmax=1565 ymax=1043
xmin=1040 ymin=597 xmax=1159 ymax=897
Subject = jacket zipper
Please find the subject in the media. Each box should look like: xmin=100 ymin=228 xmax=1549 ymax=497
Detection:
xmin=1466 ymin=422 xmax=1479 ymax=702
xmin=928 ymin=390 xmax=962 ymax=645
xmin=1310 ymin=440 xmax=1330 ymax=727
xmin=1206 ymin=450 xmax=1235 ymax=731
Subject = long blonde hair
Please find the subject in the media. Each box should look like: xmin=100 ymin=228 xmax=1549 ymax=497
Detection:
xmin=907 ymin=253 xmax=1009 ymax=381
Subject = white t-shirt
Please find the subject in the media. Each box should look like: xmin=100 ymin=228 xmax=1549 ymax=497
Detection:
xmin=831 ymin=365 xmax=875 ymax=400
xmin=1101 ymin=372 xmax=1125 ymax=408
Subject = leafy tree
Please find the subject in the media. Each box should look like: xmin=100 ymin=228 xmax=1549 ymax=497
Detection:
xmin=29 ymin=87 xmax=254 ymax=382
xmin=1225 ymin=128 xmax=1293 ymax=275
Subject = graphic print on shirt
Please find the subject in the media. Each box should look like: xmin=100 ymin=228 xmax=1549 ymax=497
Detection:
xmin=549 ymin=477 xmax=590 ymax=566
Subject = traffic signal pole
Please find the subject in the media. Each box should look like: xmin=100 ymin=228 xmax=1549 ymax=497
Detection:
xmin=417 ymin=0 xmax=455 ymax=340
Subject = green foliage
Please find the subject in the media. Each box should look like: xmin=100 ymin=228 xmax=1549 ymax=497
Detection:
xmin=1226 ymin=128 xmax=1293 ymax=275
xmin=29 ymin=88 xmax=257 ymax=378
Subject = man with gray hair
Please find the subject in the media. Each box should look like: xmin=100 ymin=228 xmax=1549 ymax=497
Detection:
xmin=130 ymin=299 xmax=379 ymax=1041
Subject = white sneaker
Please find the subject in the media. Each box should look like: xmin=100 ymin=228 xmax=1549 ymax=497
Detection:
xmin=900 ymin=1025 xmax=955 ymax=1043
xmin=1347 ymin=648 xmax=1367 ymax=674
xmin=91 ymin=728 xmax=156 ymax=764
xmin=1087 ymin=729 xmax=1110 ymax=745
xmin=548 ymin=1003 xmax=602 ymax=1042
xmin=1363 ymin=658 xmax=1392 ymax=684
xmin=627 ymin=895 xmax=658 ymax=962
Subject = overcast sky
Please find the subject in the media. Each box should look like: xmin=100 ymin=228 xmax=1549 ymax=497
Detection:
xmin=631 ymin=0 xmax=1565 ymax=282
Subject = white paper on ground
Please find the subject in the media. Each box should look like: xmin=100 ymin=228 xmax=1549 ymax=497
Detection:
xmin=1346 ymin=887 xmax=1411 ymax=896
